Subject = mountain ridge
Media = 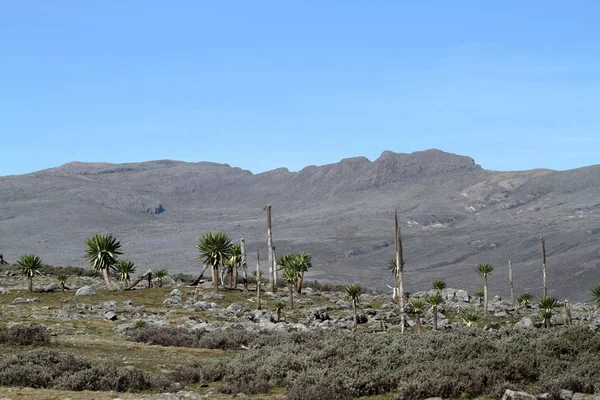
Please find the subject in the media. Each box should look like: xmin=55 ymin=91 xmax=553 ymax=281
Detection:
xmin=1 ymin=149 xmax=599 ymax=300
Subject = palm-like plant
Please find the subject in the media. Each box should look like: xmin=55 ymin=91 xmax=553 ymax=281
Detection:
xmin=461 ymin=308 xmax=479 ymax=327
xmin=277 ymin=253 xmax=303 ymax=307
xmin=517 ymin=292 xmax=533 ymax=307
xmin=57 ymin=274 xmax=68 ymax=293
xmin=196 ymin=232 xmax=233 ymax=289
xmin=346 ymin=284 xmax=363 ymax=330
xmin=17 ymin=254 xmax=43 ymax=293
xmin=426 ymin=293 xmax=444 ymax=331
xmin=283 ymin=265 xmax=299 ymax=309
xmin=588 ymin=282 xmax=600 ymax=309
xmin=537 ymin=296 xmax=560 ymax=328
xmin=226 ymin=244 xmax=242 ymax=289
xmin=476 ymin=263 xmax=494 ymax=315
xmin=295 ymin=252 xmax=312 ymax=294
xmin=84 ymin=234 xmax=123 ymax=290
xmin=154 ymin=269 xmax=167 ymax=287
xmin=116 ymin=259 xmax=136 ymax=288
xmin=538 ymin=309 xmax=553 ymax=328
xmin=408 ymin=298 xmax=425 ymax=333
xmin=273 ymin=301 xmax=285 ymax=322
xmin=432 ymin=280 xmax=446 ymax=292
xmin=474 ymin=289 xmax=485 ymax=305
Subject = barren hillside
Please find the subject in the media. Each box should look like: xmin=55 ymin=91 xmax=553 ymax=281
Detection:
xmin=1 ymin=149 xmax=599 ymax=300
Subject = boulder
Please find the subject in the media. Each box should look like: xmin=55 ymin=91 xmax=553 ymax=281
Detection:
xmin=75 ymin=286 xmax=96 ymax=296
xmin=227 ymin=303 xmax=249 ymax=313
xmin=163 ymin=297 xmax=182 ymax=306
xmin=104 ymin=311 xmax=118 ymax=321
xmin=501 ymin=389 xmax=537 ymax=400
xmin=515 ymin=317 xmax=533 ymax=328
xmin=169 ymin=289 xmax=182 ymax=297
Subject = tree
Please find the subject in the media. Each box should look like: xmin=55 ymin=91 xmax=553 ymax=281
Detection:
xmin=116 ymin=259 xmax=136 ymax=288
xmin=393 ymin=210 xmax=406 ymax=333
xmin=196 ymin=232 xmax=233 ymax=289
xmin=508 ymin=259 xmax=515 ymax=306
xmin=474 ymin=289 xmax=484 ymax=305
xmin=265 ymin=204 xmax=276 ymax=292
xmin=277 ymin=253 xmax=302 ymax=308
xmin=273 ymin=301 xmax=285 ymax=322
xmin=154 ymin=269 xmax=167 ymax=287
xmin=295 ymin=252 xmax=312 ymax=294
xmin=517 ymin=292 xmax=533 ymax=306
xmin=283 ymin=264 xmax=299 ymax=309
xmin=85 ymin=234 xmax=122 ymax=290
xmin=240 ymin=238 xmax=248 ymax=290
xmin=346 ymin=284 xmax=363 ymax=330
xmin=254 ymin=249 xmax=262 ymax=310
xmin=537 ymin=296 xmax=559 ymax=328
xmin=432 ymin=280 xmax=446 ymax=292
xmin=461 ymin=308 xmax=479 ymax=327
xmin=17 ymin=254 xmax=43 ymax=293
xmin=57 ymin=274 xmax=68 ymax=293
xmin=588 ymin=282 xmax=600 ymax=309
xmin=541 ymin=237 xmax=548 ymax=298
xmin=476 ymin=263 xmax=494 ymax=315
xmin=225 ymin=244 xmax=242 ymax=289
xmin=426 ymin=293 xmax=444 ymax=331
xmin=408 ymin=298 xmax=425 ymax=333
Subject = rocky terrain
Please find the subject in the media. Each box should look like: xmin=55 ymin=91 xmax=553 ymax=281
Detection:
xmin=1 ymin=149 xmax=599 ymax=300
xmin=0 ymin=268 xmax=599 ymax=399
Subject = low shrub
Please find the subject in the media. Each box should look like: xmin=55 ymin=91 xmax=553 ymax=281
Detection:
xmin=195 ymin=326 xmax=600 ymax=398
xmin=0 ymin=348 xmax=173 ymax=392
xmin=127 ymin=325 xmax=202 ymax=347
xmin=0 ymin=324 xmax=50 ymax=345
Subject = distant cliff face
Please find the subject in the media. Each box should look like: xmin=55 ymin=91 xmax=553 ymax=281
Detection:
xmin=0 ymin=149 xmax=599 ymax=300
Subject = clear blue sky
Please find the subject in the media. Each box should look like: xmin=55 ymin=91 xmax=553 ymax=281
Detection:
xmin=2 ymin=1 xmax=599 ymax=176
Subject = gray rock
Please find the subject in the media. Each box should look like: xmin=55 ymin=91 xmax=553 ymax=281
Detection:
xmin=169 ymin=289 xmax=182 ymax=297
xmin=203 ymin=292 xmax=225 ymax=300
xmin=0 ymin=287 xmax=11 ymax=294
xmin=114 ymin=323 xmax=136 ymax=334
xmin=588 ymin=317 xmax=600 ymax=332
xmin=494 ymin=311 xmax=508 ymax=318
xmin=95 ymin=301 xmax=117 ymax=311
xmin=501 ymin=389 xmax=537 ymax=400
xmin=104 ymin=311 xmax=118 ymax=321
xmin=560 ymin=390 xmax=574 ymax=400
xmin=12 ymin=297 xmax=39 ymax=304
xmin=163 ymin=297 xmax=182 ymax=306
xmin=75 ymin=286 xmax=96 ymax=296
xmin=227 ymin=303 xmax=249 ymax=313
xmin=454 ymin=289 xmax=470 ymax=302
xmin=336 ymin=300 xmax=352 ymax=309
xmin=248 ymin=309 xmax=273 ymax=324
xmin=515 ymin=317 xmax=533 ymax=328
xmin=184 ymin=301 xmax=218 ymax=310
xmin=572 ymin=393 xmax=597 ymax=400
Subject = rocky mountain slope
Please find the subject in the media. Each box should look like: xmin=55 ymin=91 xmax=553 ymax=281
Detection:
xmin=1 ymin=149 xmax=599 ymax=300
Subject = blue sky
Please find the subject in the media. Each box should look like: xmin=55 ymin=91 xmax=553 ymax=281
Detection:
xmin=1 ymin=1 xmax=599 ymax=176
